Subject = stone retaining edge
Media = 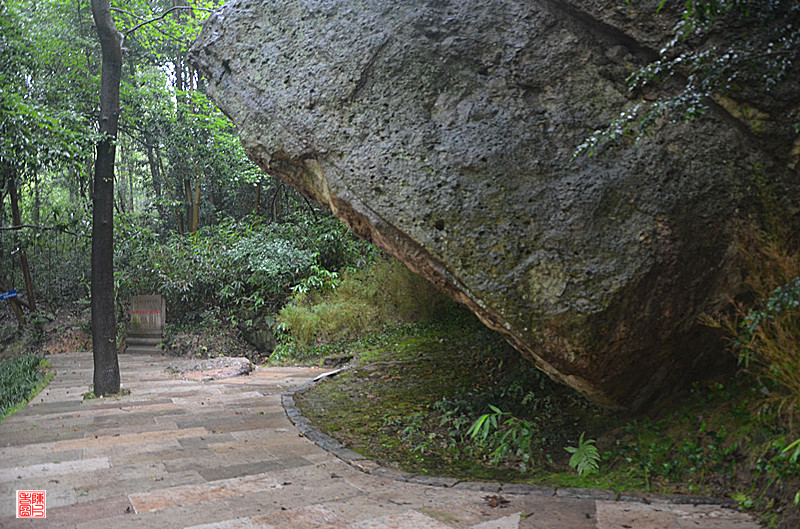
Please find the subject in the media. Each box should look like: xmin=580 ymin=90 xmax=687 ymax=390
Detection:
xmin=281 ymin=377 xmax=736 ymax=509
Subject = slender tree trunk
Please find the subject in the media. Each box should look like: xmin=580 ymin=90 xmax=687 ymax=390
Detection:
xmin=0 ymin=261 xmax=25 ymax=328
xmin=254 ymin=180 xmax=261 ymax=216
xmin=146 ymin=142 xmax=161 ymax=198
xmin=158 ymin=152 xmax=184 ymax=234
xmin=173 ymin=176 xmax=185 ymax=235
xmin=33 ymin=173 xmax=40 ymax=225
xmin=271 ymin=182 xmax=284 ymax=222
xmin=184 ymin=177 xmax=198 ymax=233
xmin=83 ymin=154 xmax=92 ymax=200
xmin=90 ymin=0 xmax=121 ymax=396
xmin=6 ymin=166 xmax=37 ymax=313
xmin=115 ymin=189 xmax=126 ymax=215
xmin=69 ymin=166 xmax=76 ymax=204
xmin=192 ymin=179 xmax=200 ymax=232
xmin=126 ymin=140 xmax=134 ymax=214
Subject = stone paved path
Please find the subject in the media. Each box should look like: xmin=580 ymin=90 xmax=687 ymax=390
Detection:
xmin=0 ymin=353 xmax=759 ymax=528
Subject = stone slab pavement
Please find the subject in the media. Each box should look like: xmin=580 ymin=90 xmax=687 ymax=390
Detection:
xmin=0 ymin=352 xmax=759 ymax=528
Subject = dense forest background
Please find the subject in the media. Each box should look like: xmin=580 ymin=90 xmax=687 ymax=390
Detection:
xmin=0 ymin=0 xmax=382 ymax=359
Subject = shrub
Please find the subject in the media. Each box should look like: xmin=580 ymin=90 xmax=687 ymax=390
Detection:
xmin=115 ymin=214 xmax=374 ymax=324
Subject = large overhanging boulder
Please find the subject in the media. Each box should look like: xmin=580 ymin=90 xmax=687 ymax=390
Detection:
xmin=190 ymin=0 xmax=798 ymax=411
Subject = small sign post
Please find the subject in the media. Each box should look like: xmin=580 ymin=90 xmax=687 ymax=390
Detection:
xmin=0 ymin=289 xmax=18 ymax=301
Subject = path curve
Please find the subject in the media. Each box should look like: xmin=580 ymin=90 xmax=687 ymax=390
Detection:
xmin=0 ymin=353 xmax=758 ymax=528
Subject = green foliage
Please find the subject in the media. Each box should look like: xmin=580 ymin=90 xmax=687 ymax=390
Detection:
xmin=740 ymin=274 xmax=800 ymax=339
xmin=277 ymin=258 xmax=447 ymax=350
xmin=229 ymin=235 xmax=316 ymax=288
xmin=575 ymin=0 xmax=800 ymax=157
xmin=781 ymin=438 xmax=800 ymax=506
xmin=0 ymin=1 xmax=96 ymax=172
xmin=0 ymin=355 xmax=52 ymax=421
xmin=565 ymin=433 xmax=600 ymax=476
xmin=291 ymin=265 xmax=340 ymax=297
xmin=467 ymin=405 xmax=507 ymax=443
xmin=707 ymin=227 xmax=800 ymax=424
xmin=466 ymin=405 xmax=545 ymax=470
xmin=114 ymin=214 xmax=373 ymax=324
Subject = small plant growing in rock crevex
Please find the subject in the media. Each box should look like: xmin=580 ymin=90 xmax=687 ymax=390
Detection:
xmin=565 ymin=432 xmax=600 ymax=476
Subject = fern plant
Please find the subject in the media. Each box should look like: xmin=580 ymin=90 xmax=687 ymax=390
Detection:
xmin=565 ymin=433 xmax=600 ymax=476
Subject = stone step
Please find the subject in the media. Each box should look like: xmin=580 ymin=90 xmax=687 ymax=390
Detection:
xmin=125 ymin=345 xmax=163 ymax=354
xmin=127 ymin=336 xmax=163 ymax=346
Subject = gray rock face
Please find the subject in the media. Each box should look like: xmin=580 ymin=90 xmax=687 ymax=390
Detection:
xmin=190 ymin=0 xmax=797 ymax=410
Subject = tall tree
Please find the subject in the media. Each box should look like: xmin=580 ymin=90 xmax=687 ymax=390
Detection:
xmin=90 ymin=0 xmax=122 ymax=396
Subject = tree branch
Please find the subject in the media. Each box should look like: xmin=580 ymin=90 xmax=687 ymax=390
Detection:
xmin=118 ymin=6 xmax=213 ymax=36
xmin=110 ymin=7 xmax=196 ymax=45
xmin=0 ymin=224 xmax=88 ymax=237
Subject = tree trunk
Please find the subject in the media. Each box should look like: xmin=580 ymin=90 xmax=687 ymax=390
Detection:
xmin=271 ymin=181 xmax=284 ymax=222
xmin=126 ymin=140 xmax=135 ymax=214
xmin=5 ymin=165 xmax=37 ymax=313
xmin=192 ymin=179 xmax=200 ymax=232
xmin=146 ymin=142 xmax=162 ymax=199
xmin=254 ymin=180 xmax=261 ymax=216
xmin=90 ymin=0 xmax=121 ymax=396
xmin=33 ymin=173 xmax=40 ymax=225
xmin=0 ymin=261 xmax=25 ymax=329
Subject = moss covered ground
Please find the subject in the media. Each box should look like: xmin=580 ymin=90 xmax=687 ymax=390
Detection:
xmin=288 ymin=305 xmax=800 ymax=529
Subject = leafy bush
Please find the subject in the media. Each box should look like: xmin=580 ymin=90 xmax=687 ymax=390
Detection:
xmin=115 ymin=214 xmax=374 ymax=323
xmin=737 ymin=276 xmax=800 ymax=418
xmin=0 ymin=354 xmax=51 ymax=421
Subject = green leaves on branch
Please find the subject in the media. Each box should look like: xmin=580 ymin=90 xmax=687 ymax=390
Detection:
xmin=575 ymin=0 xmax=800 ymax=158
xmin=738 ymin=275 xmax=800 ymax=364
xmin=115 ymin=214 xmax=374 ymax=323
xmin=0 ymin=93 xmax=96 ymax=172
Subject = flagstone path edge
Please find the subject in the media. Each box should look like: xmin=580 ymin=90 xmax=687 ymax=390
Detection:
xmin=281 ymin=374 xmax=738 ymax=509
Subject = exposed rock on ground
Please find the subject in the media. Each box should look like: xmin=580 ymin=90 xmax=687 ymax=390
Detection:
xmin=165 ymin=356 xmax=253 ymax=381
xmin=190 ymin=0 xmax=798 ymax=410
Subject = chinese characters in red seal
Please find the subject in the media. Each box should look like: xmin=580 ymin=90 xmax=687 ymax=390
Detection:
xmin=16 ymin=490 xmax=46 ymax=518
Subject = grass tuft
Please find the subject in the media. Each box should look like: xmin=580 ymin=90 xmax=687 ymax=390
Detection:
xmin=706 ymin=223 xmax=800 ymax=425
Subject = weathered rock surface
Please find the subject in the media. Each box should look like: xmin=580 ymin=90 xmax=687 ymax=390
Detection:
xmin=166 ymin=356 xmax=253 ymax=381
xmin=190 ymin=0 xmax=798 ymax=410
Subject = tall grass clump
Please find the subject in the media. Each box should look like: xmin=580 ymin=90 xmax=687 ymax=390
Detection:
xmin=0 ymin=354 xmax=52 ymax=422
xmin=711 ymin=224 xmax=800 ymax=424
xmin=279 ymin=257 xmax=448 ymax=348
